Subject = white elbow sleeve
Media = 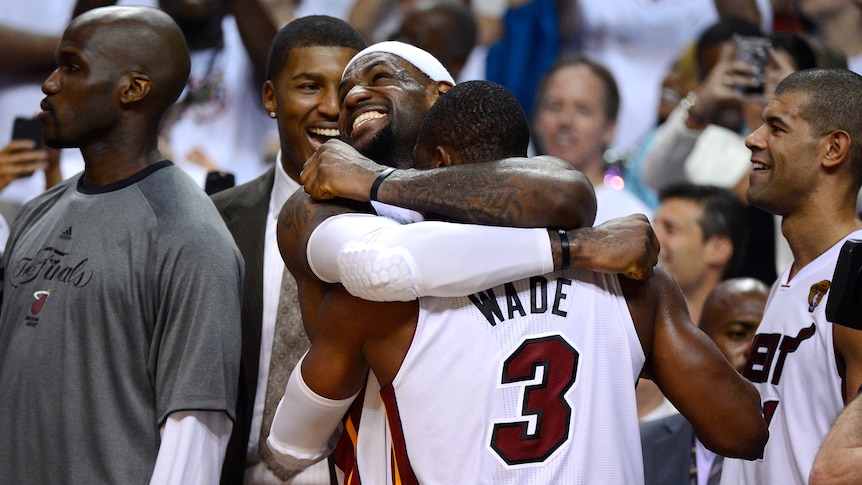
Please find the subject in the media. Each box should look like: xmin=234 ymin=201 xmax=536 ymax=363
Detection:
xmin=309 ymin=214 xmax=554 ymax=302
xmin=337 ymin=241 xmax=422 ymax=301
xmin=338 ymin=222 xmax=554 ymax=301
xmin=307 ymin=213 xmax=402 ymax=284
xmin=267 ymin=356 xmax=358 ymax=471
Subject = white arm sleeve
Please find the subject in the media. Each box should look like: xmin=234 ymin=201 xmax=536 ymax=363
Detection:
xmin=307 ymin=213 xmax=555 ymax=302
xmin=307 ymin=213 xmax=402 ymax=284
xmin=267 ymin=354 xmax=356 ymax=471
xmin=149 ymin=410 xmax=232 ymax=485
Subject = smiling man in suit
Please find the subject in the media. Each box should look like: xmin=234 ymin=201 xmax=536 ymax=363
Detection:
xmin=211 ymin=16 xmax=366 ymax=484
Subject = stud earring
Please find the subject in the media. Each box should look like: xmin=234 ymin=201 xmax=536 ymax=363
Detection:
xmin=269 ymin=111 xmax=277 ymax=118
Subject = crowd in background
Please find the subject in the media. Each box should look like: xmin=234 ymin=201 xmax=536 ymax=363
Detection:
xmin=3 ymin=0 xmax=859 ymax=261
xmin=4 ymin=1 xmax=862 ymax=484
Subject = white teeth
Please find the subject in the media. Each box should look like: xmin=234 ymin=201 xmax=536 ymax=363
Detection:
xmin=752 ymin=162 xmax=768 ymax=170
xmin=309 ymin=127 xmax=339 ymax=137
xmin=353 ymin=111 xmax=384 ymax=130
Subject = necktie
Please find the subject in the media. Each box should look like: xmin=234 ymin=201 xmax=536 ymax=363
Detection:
xmin=707 ymin=455 xmax=724 ymax=485
xmin=259 ymin=268 xmax=310 ymax=481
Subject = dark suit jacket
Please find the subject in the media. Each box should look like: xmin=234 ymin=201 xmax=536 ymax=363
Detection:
xmin=640 ymin=413 xmax=695 ymax=485
xmin=212 ymin=168 xmax=273 ymax=485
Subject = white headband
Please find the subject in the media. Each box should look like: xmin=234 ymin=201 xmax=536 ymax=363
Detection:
xmin=343 ymin=41 xmax=455 ymax=85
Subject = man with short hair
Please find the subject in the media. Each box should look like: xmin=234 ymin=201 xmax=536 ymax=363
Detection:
xmin=721 ymin=68 xmax=862 ymax=484
xmin=210 ymin=15 xmax=366 ymax=484
xmin=638 ymin=182 xmax=750 ymax=421
xmin=532 ymin=55 xmax=653 ymax=224
xmin=0 ymin=6 xmax=243 ymax=483
xmin=654 ymin=183 xmax=750 ymax=323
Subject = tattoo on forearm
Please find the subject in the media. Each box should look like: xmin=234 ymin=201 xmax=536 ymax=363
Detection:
xmin=391 ymin=183 xmax=524 ymax=225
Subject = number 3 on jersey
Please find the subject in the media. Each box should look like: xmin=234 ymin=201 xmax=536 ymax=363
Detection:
xmin=490 ymin=334 xmax=579 ymax=466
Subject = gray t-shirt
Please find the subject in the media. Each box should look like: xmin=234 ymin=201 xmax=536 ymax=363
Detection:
xmin=0 ymin=161 xmax=243 ymax=484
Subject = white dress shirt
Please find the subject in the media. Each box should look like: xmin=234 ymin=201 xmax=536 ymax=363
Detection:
xmin=245 ymin=152 xmax=336 ymax=484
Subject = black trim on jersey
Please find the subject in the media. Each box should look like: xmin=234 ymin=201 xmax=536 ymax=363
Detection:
xmin=76 ymin=160 xmax=174 ymax=194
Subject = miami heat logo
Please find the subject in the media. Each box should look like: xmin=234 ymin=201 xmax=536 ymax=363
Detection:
xmin=31 ymin=290 xmax=51 ymax=315
xmin=808 ymin=280 xmax=831 ymax=313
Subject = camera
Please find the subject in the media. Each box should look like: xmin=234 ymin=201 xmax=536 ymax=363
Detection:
xmin=826 ymin=239 xmax=862 ymax=329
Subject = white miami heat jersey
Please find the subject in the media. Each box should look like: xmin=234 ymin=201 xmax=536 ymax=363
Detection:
xmin=358 ymin=267 xmax=646 ymax=485
xmin=720 ymin=230 xmax=862 ymax=485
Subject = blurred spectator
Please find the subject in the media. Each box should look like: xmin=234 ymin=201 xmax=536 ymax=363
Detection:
xmin=154 ymin=0 xmax=279 ymax=188
xmin=485 ymin=0 xmax=558 ymax=121
xmin=640 ymin=18 xmax=763 ymax=197
xmin=482 ymin=0 xmax=774 ymax=151
xmin=552 ymin=0 xmax=773 ymax=153
xmin=797 ymin=0 xmax=862 ymax=73
xmin=653 ymin=183 xmax=750 ymax=330
xmin=622 ymin=44 xmax=701 ymax=210
xmin=391 ymin=0 xmax=477 ymax=81
xmin=639 ymin=183 xmax=749 ymax=422
xmin=532 ymin=55 xmax=652 ymax=224
xmin=0 ymin=140 xmax=54 ymax=253
xmin=349 ymin=0 xmax=494 ymax=81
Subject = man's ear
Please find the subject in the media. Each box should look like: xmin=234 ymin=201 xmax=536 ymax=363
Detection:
xmin=705 ymin=235 xmax=733 ymax=268
xmin=436 ymin=81 xmax=453 ymax=96
xmin=120 ymin=73 xmax=151 ymax=105
xmin=262 ymin=80 xmax=277 ymax=114
xmin=822 ymin=129 xmax=851 ymax=170
xmin=431 ymin=145 xmax=453 ymax=169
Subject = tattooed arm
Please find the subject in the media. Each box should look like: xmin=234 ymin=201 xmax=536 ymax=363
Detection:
xmin=301 ymin=139 xmax=596 ymax=229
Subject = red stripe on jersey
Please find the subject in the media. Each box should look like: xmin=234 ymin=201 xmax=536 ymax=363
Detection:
xmin=380 ymin=385 xmax=420 ymax=485
xmin=333 ymin=386 xmax=367 ymax=485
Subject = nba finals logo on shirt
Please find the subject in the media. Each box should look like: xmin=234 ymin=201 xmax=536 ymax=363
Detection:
xmin=808 ymin=280 xmax=831 ymax=313
xmin=26 ymin=289 xmax=51 ymax=327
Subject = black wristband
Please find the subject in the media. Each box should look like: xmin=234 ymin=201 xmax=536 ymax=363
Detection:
xmin=558 ymin=229 xmax=570 ymax=269
xmin=369 ymin=167 xmax=396 ymax=201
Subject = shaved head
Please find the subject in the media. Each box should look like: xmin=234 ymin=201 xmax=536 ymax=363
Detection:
xmin=69 ymin=6 xmax=191 ymax=115
xmin=699 ymin=277 xmax=768 ymax=372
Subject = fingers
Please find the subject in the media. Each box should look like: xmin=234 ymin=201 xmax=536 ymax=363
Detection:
xmin=301 ymin=151 xmax=319 ymax=189
xmin=0 ymin=140 xmax=48 ymax=172
xmin=2 ymin=139 xmax=39 ymax=154
xmin=718 ymin=41 xmax=735 ymax=64
xmin=0 ymin=160 xmax=43 ymax=177
xmin=624 ymin=214 xmax=659 ymax=281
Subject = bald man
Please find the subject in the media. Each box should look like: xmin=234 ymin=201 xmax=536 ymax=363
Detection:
xmin=699 ymin=278 xmax=769 ymax=373
xmin=0 ymin=7 xmax=243 ymax=484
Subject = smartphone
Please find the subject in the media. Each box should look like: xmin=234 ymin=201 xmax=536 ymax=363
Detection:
xmin=205 ymin=170 xmax=235 ymax=195
xmin=826 ymin=239 xmax=862 ymax=330
xmin=11 ymin=117 xmax=44 ymax=148
xmin=734 ymin=36 xmax=771 ymax=95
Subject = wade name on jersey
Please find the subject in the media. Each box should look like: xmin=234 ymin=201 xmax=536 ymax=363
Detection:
xmin=468 ymin=275 xmax=574 ymax=327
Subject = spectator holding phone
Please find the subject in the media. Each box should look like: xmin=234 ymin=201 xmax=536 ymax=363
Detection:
xmin=0 ymin=140 xmax=51 ymax=193
xmin=0 ymin=137 xmax=60 ymax=254
xmin=640 ymin=20 xmax=835 ymax=285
